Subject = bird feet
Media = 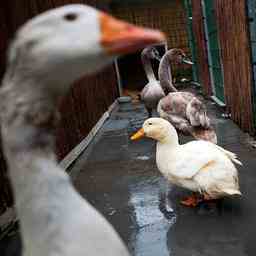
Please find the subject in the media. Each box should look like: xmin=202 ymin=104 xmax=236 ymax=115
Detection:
xmin=180 ymin=193 xmax=202 ymax=207
xmin=180 ymin=193 xmax=216 ymax=207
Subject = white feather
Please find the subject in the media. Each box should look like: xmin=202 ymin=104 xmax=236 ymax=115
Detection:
xmin=142 ymin=118 xmax=242 ymax=199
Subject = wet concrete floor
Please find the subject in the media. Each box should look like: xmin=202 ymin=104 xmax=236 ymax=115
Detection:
xmin=72 ymin=99 xmax=256 ymax=256
xmin=2 ymin=96 xmax=256 ymax=256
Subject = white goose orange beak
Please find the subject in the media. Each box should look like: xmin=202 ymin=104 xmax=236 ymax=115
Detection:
xmin=100 ymin=13 xmax=166 ymax=55
xmin=130 ymin=128 xmax=145 ymax=140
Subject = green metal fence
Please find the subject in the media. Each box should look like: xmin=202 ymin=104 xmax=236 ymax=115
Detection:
xmin=202 ymin=0 xmax=225 ymax=103
xmin=183 ymin=0 xmax=199 ymax=83
xmin=247 ymin=0 xmax=256 ymax=128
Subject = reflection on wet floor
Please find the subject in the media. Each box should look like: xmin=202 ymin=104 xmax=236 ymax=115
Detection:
xmin=73 ymin=100 xmax=256 ymax=256
xmin=128 ymin=175 xmax=176 ymax=256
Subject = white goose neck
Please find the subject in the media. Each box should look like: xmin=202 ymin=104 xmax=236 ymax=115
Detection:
xmin=141 ymin=52 xmax=157 ymax=83
xmin=0 ymin=66 xmax=67 ymax=165
xmin=0 ymin=64 xmax=73 ymax=253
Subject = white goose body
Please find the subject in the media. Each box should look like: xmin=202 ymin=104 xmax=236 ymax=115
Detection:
xmin=140 ymin=46 xmax=165 ymax=117
xmin=0 ymin=4 xmax=165 ymax=255
xmin=141 ymin=81 xmax=165 ymax=108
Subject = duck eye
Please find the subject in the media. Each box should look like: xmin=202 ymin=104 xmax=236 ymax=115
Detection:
xmin=148 ymin=122 xmax=153 ymax=125
xmin=64 ymin=13 xmax=78 ymax=22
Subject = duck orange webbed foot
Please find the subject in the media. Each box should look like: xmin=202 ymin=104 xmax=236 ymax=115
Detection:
xmin=180 ymin=193 xmax=202 ymax=207
xmin=180 ymin=193 xmax=219 ymax=208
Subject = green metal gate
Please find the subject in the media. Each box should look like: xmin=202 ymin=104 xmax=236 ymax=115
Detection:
xmin=247 ymin=0 xmax=256 ymax=128
xmin=183 ymin=0 xmax=199 ymax=83
xmin=202 ymin=0 xmax=225 ymax=104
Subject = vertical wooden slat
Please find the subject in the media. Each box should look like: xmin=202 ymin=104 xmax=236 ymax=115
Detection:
xmin=215 ymin=0 xmax=253 ymax=132
xmin=56 ymin=66 xmax=118 ymax=159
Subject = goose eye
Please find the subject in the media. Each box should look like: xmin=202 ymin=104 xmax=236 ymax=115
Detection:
xmin=64 ymin=13 xmax=78 ymax=22
xmin=148 ymin=122 xmax=153 ymax=125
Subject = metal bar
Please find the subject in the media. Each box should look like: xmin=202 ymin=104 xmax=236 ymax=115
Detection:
xmin=211 ymin=95 xmax=226 ymax=107
xmin=201 ymin=0 xmax=216 ymax=95
xmin=114 ymin=59 xmax=123 ymax=96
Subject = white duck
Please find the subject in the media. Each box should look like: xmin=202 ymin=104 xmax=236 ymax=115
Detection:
xmin=131 ymin=118 xmax=241 ymax=207
xmin=0 ymin=4 xmax=165 ymax=256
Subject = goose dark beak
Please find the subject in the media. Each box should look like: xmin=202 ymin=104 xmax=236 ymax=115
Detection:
xmin=155 ymin=55 xmax=162 ymax=61
xmin=182 ymin=57 xmax=194 ymax=65
xmin=100 ymin=13 xmax=166 ymax=55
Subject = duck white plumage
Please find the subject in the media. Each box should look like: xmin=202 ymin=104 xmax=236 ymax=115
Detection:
xmin=0 ymin=4 xmax=165 ymax=256
xmin=131 ymin=118 xmax=241 ymax=207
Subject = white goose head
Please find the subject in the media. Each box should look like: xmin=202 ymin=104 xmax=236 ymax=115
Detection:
xmin=7 ymin=4 xmax=165 ymax=88
xmin=1 ymin=4 xmax=165 ymax=152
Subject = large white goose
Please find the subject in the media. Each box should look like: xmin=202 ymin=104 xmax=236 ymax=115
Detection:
xmin=0 ymin=4 xmax=165 ymax=256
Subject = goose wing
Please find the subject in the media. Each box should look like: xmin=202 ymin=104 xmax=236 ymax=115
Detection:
xmin=186 ymin=97 xmax=210 ymax=128
xmin=171 ymin=141 xmax=218 ymax=179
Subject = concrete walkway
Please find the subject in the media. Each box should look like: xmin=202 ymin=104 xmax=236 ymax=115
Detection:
xmin=73 ymin=98 xmax=256 ymax=256
xmin=1 ymin=95 xmax=256 ymax=256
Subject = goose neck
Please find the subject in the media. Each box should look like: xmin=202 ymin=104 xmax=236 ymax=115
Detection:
xmin=141 ymin=52 xmax=157 ymax=83
xmin=158 ymin=53 xmax=177 ymax=93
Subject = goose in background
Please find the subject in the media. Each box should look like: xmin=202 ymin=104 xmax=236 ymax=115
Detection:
xmin=131 ymin=118 xmax=241 ymax=207
xmin=157 ymin=49 xmax=217 ymax=143
xmin=158 ymin=48 xmax=193 ymax=93
xmin=140 ymin=47 xmax=192 ymax=117
xmin=0 ymin=5 xmax=165 ymax=256
xmin=140 ymin=46 xmax=165 ymax=117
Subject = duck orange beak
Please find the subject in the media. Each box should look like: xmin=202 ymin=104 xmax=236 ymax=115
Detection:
xmin=100 ymin=13 xmax=166 ymax=55
xmin=130 ymin=128 xmax=145 ymax=140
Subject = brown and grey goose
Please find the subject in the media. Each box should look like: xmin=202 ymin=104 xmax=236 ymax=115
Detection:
xmin=157 ymin=49 xmax=217 ymax=143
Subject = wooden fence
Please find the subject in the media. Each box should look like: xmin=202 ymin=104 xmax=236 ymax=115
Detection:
xmin=215 ymin=0 xmax=254 ymax=133
xmin=0 ymin=0 xmax=118 ymax=215
xmin=189 ymin=0 xmax=254 ymax=133
xmin=111 ymin=0 xmax=189 ymax=51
